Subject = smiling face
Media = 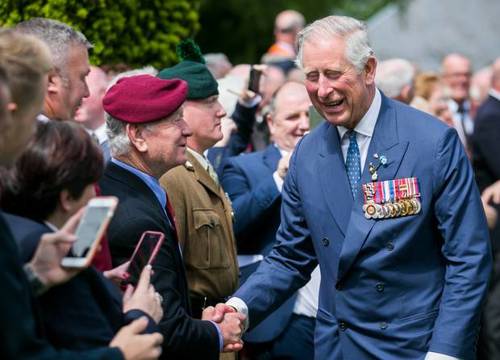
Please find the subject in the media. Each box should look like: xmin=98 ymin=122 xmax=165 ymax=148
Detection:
xmin=302 ymin=36 xmax=376 ymax=129
xmin=183 ymin=95 xmax=226 ymax=153
xmin=267 ymin=82 xmax=311 ymax=152
xmin=141 ymin=107 xmax=192 ymax=176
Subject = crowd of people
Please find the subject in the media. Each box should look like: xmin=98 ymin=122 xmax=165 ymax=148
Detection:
xmin=1 ymin=9 xmax=499 ymax=360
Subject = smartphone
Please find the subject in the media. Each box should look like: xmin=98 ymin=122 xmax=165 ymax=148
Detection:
xmin=61 ymin=196 xmax=118 ymax=268
xmin=122 ymin=231 xmax=165 ymax=286
xmin=248 ymin=65 xmax=263 ymax=94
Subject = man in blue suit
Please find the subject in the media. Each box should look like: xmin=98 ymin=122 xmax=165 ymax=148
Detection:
xmin=225 ymin=15 xmax=492 ymax=360
xmin=222 ymin=81 xmax=319 ymax=359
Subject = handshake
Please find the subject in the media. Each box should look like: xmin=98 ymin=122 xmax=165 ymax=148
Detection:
xmin=202 ymin=303 xmax=246 ymax=352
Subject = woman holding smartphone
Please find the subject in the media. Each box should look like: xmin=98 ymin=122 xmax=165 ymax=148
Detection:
xmin=1 ymin=121 xmax=163 ymax=352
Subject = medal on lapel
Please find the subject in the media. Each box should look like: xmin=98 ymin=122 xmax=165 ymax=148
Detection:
xmin=368 ymin=153 xmax=388 ymax=181
xmin=362 ymin=176 xmax=422 ymax=220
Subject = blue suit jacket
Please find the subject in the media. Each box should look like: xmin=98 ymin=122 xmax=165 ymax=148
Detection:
xmin=222 ymin=145 xmax=297 ymax=342
xmin=234 ymin=94 xmax=492 ymax=360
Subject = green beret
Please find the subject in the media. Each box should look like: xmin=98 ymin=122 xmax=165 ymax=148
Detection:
xmin=158 ymin=39 xmax=218 ymax=100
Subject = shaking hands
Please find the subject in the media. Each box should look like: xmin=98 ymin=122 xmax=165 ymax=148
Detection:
xmin=202 ymin=303 xmax=246 ymax=352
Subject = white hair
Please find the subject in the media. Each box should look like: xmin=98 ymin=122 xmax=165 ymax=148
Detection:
xmin=295 ymin=15 xmax=374 ymax=72
xmin=105 ymin=113 xmax=131 ymax=157
xmin=375 ymin=58 xmax=415 ymax=98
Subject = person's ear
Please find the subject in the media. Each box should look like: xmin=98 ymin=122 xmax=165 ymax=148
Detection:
xmin=265 ymin=112 xmax=275 ymax=134
xmin=364 ymin=57 xmax=377 ymax=85
xmin=59 ymin=189 xmax=73 ymax=213
xmin=127 ymin=123 xmax=148 ymax=152
xmin=47 ymin=69 xmax=63 ymax=95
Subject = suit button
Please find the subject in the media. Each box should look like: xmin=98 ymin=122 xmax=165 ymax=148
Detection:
xmin=386 ymin=242 xmax=394 ymax=251
xmin=375 ymin=283 xmax=385 ymax=292
xmin=379 ymin=322 xmax=388 ymax=330
xmin=322 ymin=237 xmax=330 ymax=247
xmin=339 ymin=321 xmax=347 ymax=331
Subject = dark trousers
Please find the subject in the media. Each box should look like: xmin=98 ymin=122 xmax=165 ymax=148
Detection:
xmin=241 ymin=314 xmax=315 ymax=360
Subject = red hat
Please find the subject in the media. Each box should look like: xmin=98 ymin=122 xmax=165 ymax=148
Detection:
xmin=103 ymin=74 xmax=188 ymax=123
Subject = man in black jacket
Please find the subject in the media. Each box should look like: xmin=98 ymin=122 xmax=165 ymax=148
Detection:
xmin=99 ymin=74 xmax=245 ymax=359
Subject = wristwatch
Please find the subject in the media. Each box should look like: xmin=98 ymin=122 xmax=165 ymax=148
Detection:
xmin=23 ymin=263 xmax=48 ymax=296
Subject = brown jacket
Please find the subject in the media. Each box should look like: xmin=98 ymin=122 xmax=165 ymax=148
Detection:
xmin=160 ymin=151 xmax=239 ymax=302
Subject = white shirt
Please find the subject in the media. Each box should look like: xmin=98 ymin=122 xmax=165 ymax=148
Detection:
xmin=447 ymin=99 xmax=473 ymax=146
xmin=227 ymin=89 xmax=459 ymax=360
xmin=89 ymin=123 xmax=108 ymax=145
xmin=337 ymin=88 xmax=381 ymax=170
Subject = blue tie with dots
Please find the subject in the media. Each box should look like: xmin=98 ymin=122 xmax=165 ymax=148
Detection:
xmin=345 ymin=130 xmax=361 ymax=199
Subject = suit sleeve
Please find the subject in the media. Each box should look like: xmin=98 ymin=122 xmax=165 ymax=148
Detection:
xmin=429 ymin=127 xmax=492 ymax=358
xmin=233 ymin=141 xmax=317 ymax=328
xmin=221 ymin=158 xmax=280 ymax=236
xmin=472 ymin=111 xmax=500 ymax=191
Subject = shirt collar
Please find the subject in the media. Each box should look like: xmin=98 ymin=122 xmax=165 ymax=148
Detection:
xmin=111 ymin=158 xmax=166 ymax=209
xmin=37 ymin=113 xmax=50 ymax=123
xmin=187 ymin=147 xmax=210 ymax=169
xmin=337 ymin=88 xmax=382 ymax=140
xmin=93 ymin=123 xmax=108 ymax=144
xmin=489 ymin=88 xmax=500 ymax=101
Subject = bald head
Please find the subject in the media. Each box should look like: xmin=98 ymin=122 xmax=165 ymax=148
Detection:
xmin=268 ymin=81 xmax=311 ymax=152
xmin=74 ymin=65 xmax=108 ymax=129
xmin=441 ymin=53 xmax=472 ymax=103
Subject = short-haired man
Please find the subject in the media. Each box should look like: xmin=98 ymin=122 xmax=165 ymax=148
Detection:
xmin=222 ymin=81 xmax=319 ymax=359
xmin=16 ymin=17 xmax=91 ymax=121
xmin=375 ymin=58 xmax=415 ymax=104
xmin=224 ymin=15 xmax=491 ymax=360
xmin=99 ymin=74 xmax=244 ymax=360
xmin=157 ymin=40 xmax=239 ymax=332
xmin=441 ymin=53 xmax=474 ymax=148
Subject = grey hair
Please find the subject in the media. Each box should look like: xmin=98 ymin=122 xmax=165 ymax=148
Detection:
xmin=15 ymin=18 xmax=92 ymax=77
xmin=295 ymin=15 xmax=374 ymax=72
xmin=375 ymin=58 xmax=415 ymax=98
xmin=105 ymin=113 xmax=131 ymax=157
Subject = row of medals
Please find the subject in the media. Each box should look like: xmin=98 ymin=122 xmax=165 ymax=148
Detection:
xmin=363 ymin=198 xmax=421 ymax=220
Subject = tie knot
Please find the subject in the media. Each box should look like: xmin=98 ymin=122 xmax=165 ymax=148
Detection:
xmin=347 ymin=130 xmax=357 ymax=142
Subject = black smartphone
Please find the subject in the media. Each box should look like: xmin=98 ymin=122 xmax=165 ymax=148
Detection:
xmin=248 ymin=65 xmax=263 ymax=94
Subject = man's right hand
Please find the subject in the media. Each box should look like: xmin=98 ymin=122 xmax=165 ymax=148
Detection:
xmin=203 ymin=304 xmax=245 ymax=352
xmin=277 ymin=151 xmax=292 ymax=179
xmin=110 ymin=317 xmax=163 ymax=360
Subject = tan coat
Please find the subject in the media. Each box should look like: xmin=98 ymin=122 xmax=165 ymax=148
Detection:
xmin=160 ymin=151 xmax=239 ymax=301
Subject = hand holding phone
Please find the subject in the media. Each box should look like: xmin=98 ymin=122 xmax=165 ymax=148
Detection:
xmin=248 ymin=65 xmax=263 ymax=94
xmin=61 ymin=196 xmax=118 ymax=268
xmin=122 ymin=231 xmax=165 ymax=286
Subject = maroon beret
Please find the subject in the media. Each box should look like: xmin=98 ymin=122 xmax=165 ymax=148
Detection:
xmin=103 ymin=74 xmax=188 ymax=123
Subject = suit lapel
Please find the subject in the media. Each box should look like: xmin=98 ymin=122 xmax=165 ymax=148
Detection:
xmin=318 ymin=124 xmax=353 ymax=237
xmin=185 ymin=152 xmax=223 ymax=200
xmin=263 ymin=144 xmax=281 ymax=172
xmin=337 ymin=96 xmax=409 ymax=283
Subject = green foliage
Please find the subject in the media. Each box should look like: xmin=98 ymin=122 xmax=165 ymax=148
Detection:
xmin=196 ymin=0 xmax=403 ymax=65
xmin=0 ymin=0 xmax=202 ymax=69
